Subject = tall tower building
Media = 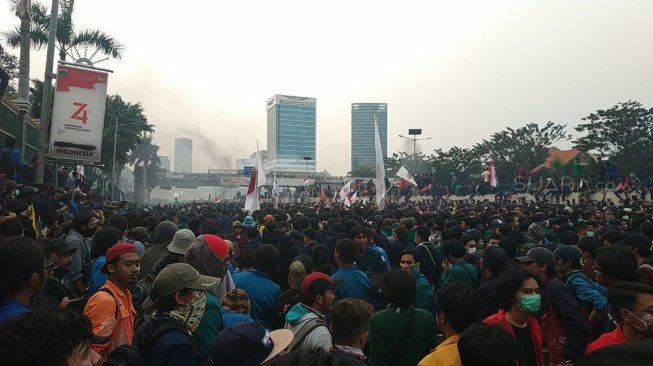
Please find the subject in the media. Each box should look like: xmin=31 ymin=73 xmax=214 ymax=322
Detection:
xmin=351 ymin=103 xmax=387 ymax=171
xmin=174 ymin=138 xmax=193 ymax=173
xmin=158 ymin=156 xmax=170 ymax=172
xmin=266 ymin=94 xmax=316 ymax=172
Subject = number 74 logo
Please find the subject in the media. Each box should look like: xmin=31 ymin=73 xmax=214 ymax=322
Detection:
xmin=71 ymin=102 xmax=89 ymax=124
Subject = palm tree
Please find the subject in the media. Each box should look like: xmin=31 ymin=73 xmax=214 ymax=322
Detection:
xmin=3 ymin=0 xmax=123 ymax=101
xmin=129 ymin=135 xmax=160 ymax=203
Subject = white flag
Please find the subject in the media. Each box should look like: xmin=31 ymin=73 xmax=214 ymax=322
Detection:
xmin=374 ymin=112 xmax=386 ymax=210
xmin=490 ymin=160 xmax=498 ymax=188
xmin=273 ymin=171 xmax=280 ymax=209
xmin=339 ymin=181 xmax=352 ymax=207
xmin=244 ymin=147 xmax=267 ymax=212
xmin=395 ymin=166 xmax=418 ymax=187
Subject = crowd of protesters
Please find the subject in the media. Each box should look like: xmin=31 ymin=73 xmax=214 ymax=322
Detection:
xmin=1 ymin=175 xmax=653 ymax=366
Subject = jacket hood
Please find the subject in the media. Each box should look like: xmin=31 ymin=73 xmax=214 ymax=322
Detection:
xmin=285 ymin=303 xmax=320 ymax=325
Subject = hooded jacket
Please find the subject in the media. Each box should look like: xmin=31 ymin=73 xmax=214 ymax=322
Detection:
xmin=284 ymin=303 xmax=332 ymax=352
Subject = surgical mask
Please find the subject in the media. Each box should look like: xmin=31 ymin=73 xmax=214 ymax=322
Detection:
xmin=516 ymin=294 xmax=541 ymax=314
xmin=467 ymin=247 xmax=477 ymax=255
xmin=625 ymin=310 xmax=653 ymax=339
xmin=586 ymin=231 xmax=594 ymax=237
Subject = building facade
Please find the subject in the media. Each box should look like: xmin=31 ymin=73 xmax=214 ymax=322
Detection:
xmin=351 ymin=103 xmax=387 ymax=171
xmin=174 ymin=138 xmax=193 ymax=173
xmin=159 ymin=156 xmax=170 ymax=172
xmin=266 ymin=94 xmax=316 ymax=172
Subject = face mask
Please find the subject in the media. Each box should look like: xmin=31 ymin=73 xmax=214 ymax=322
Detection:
xmin=625 ymin=310 xmax=653 ymax=339
xmin=467 ymin=247 xmax=477 ymax=255
xmin=586 ymin=231 xmax=594 ymax=237
xmin=516 ymin=294 xmax=541 ymax=314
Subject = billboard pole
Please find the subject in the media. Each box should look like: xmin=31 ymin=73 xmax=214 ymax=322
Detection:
xmin=35 ymin=0 xmax=60 ymax=184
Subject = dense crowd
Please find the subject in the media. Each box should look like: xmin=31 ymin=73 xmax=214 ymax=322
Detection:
xmin=1 ymin=177 xmax=653 ymax=365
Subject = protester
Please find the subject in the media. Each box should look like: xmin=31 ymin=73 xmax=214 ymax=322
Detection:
xmin=64 ymin=211 xmax=100 ymax=295
xmin=418 ymin=282 xmax=481 ymax=366
xmin=477 ymin=246 xmax=508 ymax=319
xmin=34 ymin=238 xmax=76 ymax=307
xmin=87 ymin=226 xmax=122 ymax=294
xmin=209 ymin=321 xmax=293 ymax=366
xmin=369 ymin=269 xmax=437 ymax=366
xmin=330 ymin=298 xmax=373 ymax=364
xmin=457 ymin=322 xmax=518 ymax=366
xmin=274 ymin=255 xmax=313 ymax=329
xmin=440 ymin=239 xmax=478 ymax=288
xmin=399 ymin=248 xmax=436 ymax=315
xmin=139 ymin=221 xmax=178 ymax=279
xmin=221 ymin=288 xmax=255 ymax=328
xmin=332 ymin=239 xmax=372 ymax=302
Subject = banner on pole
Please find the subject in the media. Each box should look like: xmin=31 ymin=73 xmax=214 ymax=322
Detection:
xmin=49 ymin=64 xmax=109 ymax=163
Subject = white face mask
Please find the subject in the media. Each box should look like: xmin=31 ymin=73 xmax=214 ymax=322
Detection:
xmin=467 ymin=247 xmax=477 ymax=255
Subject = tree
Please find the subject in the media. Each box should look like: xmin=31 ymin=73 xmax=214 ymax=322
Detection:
xmin=386 ymin=151 xmax=433 ymax=176
xmin=347 ymin=165 xmax=376 ymax=178
xmin=101 ymin=95 xmax=152 ymax=189
xmin=129 ymin=135 xmax=160 ymax=203
xmin=431 ymin=146 xmax=481 ymax=184
xmin=473 ymin=121 xmax=571 ymax=182
xmin=574 ymin=100 xmax=653 ymax=177
xmin=0 ymin=45 xmax=19 ymax=97
xmin=3 ymin=0 xmax=123 ymax=64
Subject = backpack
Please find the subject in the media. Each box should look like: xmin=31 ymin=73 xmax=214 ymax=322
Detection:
xmin=132 ymin=272 xmax=155 ymax=310
xmin=67 ymin=287 xmax=118 ymax=319
xmin=286 ymin=317 xmax=329 ymax=352
xmin=0 ymin=148 xmax=15 ymax=178
xmin=103 ymin=345 xmax=145 ymax=366
xmin=133 ymin=315 xmax=198 ymax=361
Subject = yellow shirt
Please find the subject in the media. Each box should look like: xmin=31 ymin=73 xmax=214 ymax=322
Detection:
xmin=417 ymin=334 xmax=461 ymax=366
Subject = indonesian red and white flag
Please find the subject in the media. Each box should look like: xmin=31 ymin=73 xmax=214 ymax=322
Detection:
xmin=339 ymin=181 xmax=352 ymax=207
xmin=320 ymin=186 xmax=328 ymax=205
xmin=244 ymin=148 xmax=267 ymax=212
xmin=490 ymin=160 xmax=498 ymax=188
xmin=395 ymin=166 xmax=418 ymax=187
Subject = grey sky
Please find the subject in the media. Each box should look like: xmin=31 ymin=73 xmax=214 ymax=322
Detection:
xmin=2 ymin=0 xmax=652 ymax=176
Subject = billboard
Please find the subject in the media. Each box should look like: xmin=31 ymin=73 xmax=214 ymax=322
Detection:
xmin=49 ymin=64 xmax=109 ymax=163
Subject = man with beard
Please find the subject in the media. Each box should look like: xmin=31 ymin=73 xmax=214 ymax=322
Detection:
xmin=84 ymin=243 xmax=140 ymax=362
xmin=33 ymin=238 xmax=77 ymax=307
xmin=64 ymin=211 xmax=101 ymax=295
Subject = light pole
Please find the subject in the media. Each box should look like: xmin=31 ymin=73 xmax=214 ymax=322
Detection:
xmin=110 ymin=118 xmax=145 ymax=200
xmin=302 ymin=156 xmax=312 ymax=175
xmin=398 ymin=129 xmax=431 ymax=173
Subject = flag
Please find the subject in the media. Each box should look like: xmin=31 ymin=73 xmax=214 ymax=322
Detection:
xmin=339 ymin=181 xmax=352 ymax=207
xmin=244 ymin=147 xmax=267 ymax=212
xmin=395 ymin=166 xmax=418 ymax=187
xmin=490 ymin=160 xmax=498 ymax=188
xmin=320 ymin=186 xmax=328 ymax=205
xmin=303 ymin=177 xmax=315 ymax=186
xmin=374 ymin=112 xmax=386 ymax=210
xmin=272 ymin=171 xmax=280 ymax=209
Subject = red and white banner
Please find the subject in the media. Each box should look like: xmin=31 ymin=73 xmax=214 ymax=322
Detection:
xmin=50 ymin=64 xmax=109 ymax=163
xmin=490 ymin=160 xmax=499 ymax=188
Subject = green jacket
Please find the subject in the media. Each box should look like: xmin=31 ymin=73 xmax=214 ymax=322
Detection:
xmin=440 ymin=260 xmax=478 ymax=288
xmin=369 ymin=307 xmax=437 ymax=366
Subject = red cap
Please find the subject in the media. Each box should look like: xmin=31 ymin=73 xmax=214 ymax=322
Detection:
xmin=301 ymin=272 xmax=342 ymax=297
xmin=101 ymin=243 xmax=138 ymax=274
xmin=203 ymin=234 xmax=229 ymax=260
xmin=264 ymin=214 xmax=274 ymax=222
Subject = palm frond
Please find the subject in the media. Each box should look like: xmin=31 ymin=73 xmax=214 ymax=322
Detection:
xmin=70 ymin=29 xmax=124 ymax=59
xmin=2 ymin=27 xmax=22 ymax=48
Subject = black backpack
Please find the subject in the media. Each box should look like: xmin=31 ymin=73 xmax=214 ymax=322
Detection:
xmin=133 ymin=316 xmax=198 ymax=361
xmin=103 ymin=345 xmax=145 ymax=366
xmin=0 ymin=148 xmax=15 ymax=178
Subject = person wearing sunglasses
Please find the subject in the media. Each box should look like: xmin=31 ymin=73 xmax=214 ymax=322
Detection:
xmin=0 ymin=236 xmax=47 ymax=324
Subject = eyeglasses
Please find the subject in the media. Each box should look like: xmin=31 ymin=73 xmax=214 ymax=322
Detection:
xmin=44 ymin=260 xmax=57 ymax=271
xmin=592 ymin=265 xmax=602 ymax=274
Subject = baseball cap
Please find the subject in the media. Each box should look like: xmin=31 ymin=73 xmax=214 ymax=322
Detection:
xmin=101 ymin=243 xmax=138 ymax=274
xmin=264 ymin=214 xmax=274 ymax=222
xmin=208 ymin=322 xmax=294 ymax=366
xmin=167 ymin=229 xmax=196 ymax=255
xmin=301 ymin=272 xmax=342 ymax=297
xmin=232 ymin=221 xmax=244 ymax=228
xmin=554 ymin=245 xmax=582 ymax=263
xmin=516 ymin=247 xmax=555 ymax=268
xmin=152 ymin=263 xmax=219 ymax=297
xmin=288 ymin=255 xmax=313 ymax=290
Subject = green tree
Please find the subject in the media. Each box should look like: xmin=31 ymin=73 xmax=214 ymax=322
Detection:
xmin=347 ymin=165 xmax=376 ymax=178
xmin=129 ymin=135 xmax=160 ymax=203
xmin=102 ymin=95 xmax=152 ymax=190
xmin=473 ymin=121 xmax=571 ymax=182
xmin=431 ymin=146 xmax=481 ymax=184
xmin=3 ymin=0 xmax=123 ymax=64
xmin=0 ymin=45 xmax=19 ymax=96
xmin=574 ymin=100 xmax=653 ymax=177
xmin=386 ymin=151 xmax=433 ymax=176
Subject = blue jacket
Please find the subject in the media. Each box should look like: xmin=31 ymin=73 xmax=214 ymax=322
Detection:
xmin=1 ymin=148 xmax=29 ymax=182
xmin=0 ymin=298 xmax=30 ymax=324
xmin=563 ymin=270 xmax=608 ymax=312
xmin=354 ymin=247 xmax=388 ymax=276
xmin=332 ymin=265 xmax=371 ymax=302
xmin=141 ymin=317 xmax=200 ymax=366
xmin=87 ymin=256 xmax=108 ymax=295
xmin=233 ymin=269 xmax=280 ymax=330
xmin=220 ymin=308 xmax=254 ymax=329
xmin=539 ymin=278 xmax=588 ymax=361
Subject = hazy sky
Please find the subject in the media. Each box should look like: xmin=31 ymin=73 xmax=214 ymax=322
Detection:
xmin=2 ymin=0 xmax=652 ymax=176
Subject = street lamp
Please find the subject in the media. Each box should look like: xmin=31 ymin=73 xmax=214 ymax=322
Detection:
xmin=302 ymin=156 xmax=312 ymax=175
xmin=110 ymin=117 xmax=146 ymax=200
xmin=398 ymin=129 xmax=431 ymax=172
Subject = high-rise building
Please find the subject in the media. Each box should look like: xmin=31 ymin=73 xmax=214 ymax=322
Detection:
xmin=159 ymin=156 xmax=170 ymax=172
xmin=351 ymin=103 xmax=387 ymax=171
xmin=266 ymin=94 xmax=316 ymax=172
xmin=174 ymin=138 xmax=193 ymax=173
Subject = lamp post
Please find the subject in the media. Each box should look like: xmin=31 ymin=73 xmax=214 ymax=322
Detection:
xmin=302 ymin=156 xmax=312 ymax=175
xmin=398 ymin=129 xmax=431 ymax=173
xmin=110 ymin=118 xmax=145 ymax=200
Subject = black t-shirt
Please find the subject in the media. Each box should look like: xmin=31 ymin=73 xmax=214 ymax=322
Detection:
xmin=512 ymin=324 xmax=536 ymax=366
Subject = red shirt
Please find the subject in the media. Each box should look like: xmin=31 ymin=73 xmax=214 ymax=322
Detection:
xmin=585 ymin=324 xmax=627 ymax=355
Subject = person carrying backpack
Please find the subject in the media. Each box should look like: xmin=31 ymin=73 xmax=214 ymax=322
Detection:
xmin=0 ymin=136 xmax=33 ymax=183
xmin=134 ymin=263 xmax=219 ymax=366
